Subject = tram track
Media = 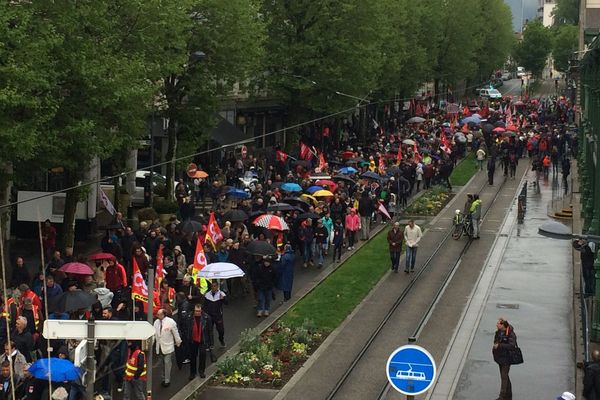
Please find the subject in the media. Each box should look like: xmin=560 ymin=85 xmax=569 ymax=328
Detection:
xmin=325 ymin=173 xmax=512 ymax=400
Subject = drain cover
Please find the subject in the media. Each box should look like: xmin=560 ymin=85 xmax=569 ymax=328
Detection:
xmin=496 ymin=303 xmax=519 ymax=309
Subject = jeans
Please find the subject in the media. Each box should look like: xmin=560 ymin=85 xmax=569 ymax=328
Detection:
xmin=360 ymin=216 xmax=370 ymax=240
xmin=332 ymin=244 xmax=342 ymax=261
xmin=257 ymin=288 xmax=272 ymax=312
xmin=124 ymin=380 xmax=145 ymax=400
xmin=283 ymin=290 xmax=291 ymax=301
xmin=302 ymin=241 xmax=313 ymax=264
xmin=390 ymin=251 xmax=401 ymax=271
xmin=498 ymin=364 xmax=512 ymax=399
xmin=405 ymin=246 xmax=418 ymax=271
xmin=347 ymin=230 xmax=356 ymax=247
xmin=159 ymin=351 xmax=173 ymax=383
xmin=189 ymin=341 xmax=207 ymax=375
xmin=472 ymin=218 xmax=480 ymax=238
xmin=207 ymin=314 xmax=225 ymax=343
xmin=477 ymin=159 xmax=484 ymax=171
xmin=315 ymin=243 xmax=325 ymax=265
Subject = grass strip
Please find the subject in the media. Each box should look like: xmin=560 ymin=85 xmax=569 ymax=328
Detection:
xmin=282 ymin=230 xmax=390 ymax=331
xmin=450 ymin=153 xmax=477 ymax=186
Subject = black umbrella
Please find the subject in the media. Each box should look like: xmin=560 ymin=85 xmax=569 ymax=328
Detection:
xmin=346 ymin=157 xmax=366 ymax=164
xmin=246 ymin=240 xmax=277 ymax=256
xmin=297 ymin=212 xmax=321 ymax=220
xmin=178 ymin=220 xmax=203 ymax=233
xmin=267 ymin=203 xmax=296 ymax=212
xmin=49 ymin=290 xmax=97 ymax=313
xmin=331 ymin=175 xmax=357 ymax=185
xmin=361 ymin=171 xmax=382 ymax=180
xmin=223 ymin=209 xmax=249 ymax=222
xmin=291 ymin=160 xmax=312 ymax=168
xmin=282 ymin=197 xmax=310 ymax=211
xmin=494 ymin=121 xmax=506 ymax=128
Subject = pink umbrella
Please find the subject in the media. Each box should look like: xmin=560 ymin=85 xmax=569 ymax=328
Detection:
xmin=59 ymin=262 xmax=94 ymax=275
xmin=492 ymin=127 xmax=506 ymax=133
xmin=88 ymin=252 xmax=116 ymax=261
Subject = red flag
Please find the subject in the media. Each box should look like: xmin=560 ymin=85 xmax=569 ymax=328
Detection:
xmin=300 ymin=142 xmax=314 ymax=160
xmin=378 ymin=158 xmax=386 ymax=175
xmin=276 ymin=150 xmax=288 ymax=163
xmin=318 ymin=152 xmax=328 ymax=171
xmin=155 ymin=244 xmax=164 ymax=289
xmin=413 ymin=142 xmax=421 ymax=163
xmin=462 ymin=106 xmax=471 ymax=117
xmin=396 ymin=145 xmax=403 ymax=163
xmin=192 ymin=237 xmax=208 ymax=285
xmin=131 ymin=257 xmax=148 ymax=302
xmin=205 ymin=212 xmax=223 ymax=250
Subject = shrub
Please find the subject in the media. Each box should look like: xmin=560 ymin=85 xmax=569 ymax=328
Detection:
xmin=153 ymin=198 xmax=178 ymax=214
xmin=137 ymin=207 xmax=158 ymax=222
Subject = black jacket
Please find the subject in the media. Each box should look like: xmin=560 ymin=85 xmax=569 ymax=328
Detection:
xmin=492 ymin=325 xmax=517 ymax=366
xmin=584 ymin=361 xmax=600 ymax=400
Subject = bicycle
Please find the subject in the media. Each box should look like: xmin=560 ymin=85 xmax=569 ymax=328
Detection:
xmin=452 ymin=210 xmax=474 ymax=240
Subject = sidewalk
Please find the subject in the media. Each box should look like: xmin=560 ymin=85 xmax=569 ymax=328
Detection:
xmin=430 ymin=168 xmax=575 ymax=399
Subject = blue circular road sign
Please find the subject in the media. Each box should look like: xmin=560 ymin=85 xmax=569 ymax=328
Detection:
xmin=386 ymin=345 xmax=437 ymax=396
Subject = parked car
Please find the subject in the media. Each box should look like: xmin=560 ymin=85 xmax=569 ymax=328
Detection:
xmin=478 ymin=88 xmax=502 ymax=99
xmin=100 ymin=170 xmax=177 ymax=206
xmin=516 ymin=66 xmax=526 ymax=77
xmin=501 ymin=71 xmax=511 ymax=80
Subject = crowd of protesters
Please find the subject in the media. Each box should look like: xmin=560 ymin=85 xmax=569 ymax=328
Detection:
xmin=0 ymin=90 xmax=578 ymax=399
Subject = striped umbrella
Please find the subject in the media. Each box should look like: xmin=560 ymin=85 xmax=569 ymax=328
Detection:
xmin=253 ymin=214 xmax=289 ymax=231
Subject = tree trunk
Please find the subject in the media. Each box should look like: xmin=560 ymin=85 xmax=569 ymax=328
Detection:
xmin=434 ymin=78 xmax=440 ymax=105
xmin=165 ymin=119 xmax=177 ymax=202
xmin=0 ymin=162 xmax=13 ymax=277
xmin=62 ymin=187 xmax=79 ymax=251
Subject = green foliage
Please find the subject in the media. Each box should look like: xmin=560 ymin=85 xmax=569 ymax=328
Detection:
xmin=153 ymin=199 xmax=178 ymax=214
xmin=552 ymin=0 xmax=579 ymax=26
xmin=239 ymin=328 xmax=263 ymax=354
xmin=513 ymin=20 xmax=553 ymax=78
xmin=136 ymin=207 xmax=158 ymax=222
xmin=552 ymin=25 xmax=578 ymax=72
xmin=405 ymin=185 xmax=451 ymax=216
xmin=450 ymin=153 xmax=477 ymax=186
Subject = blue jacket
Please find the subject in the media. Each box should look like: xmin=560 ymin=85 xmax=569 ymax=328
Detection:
xmin=276 ymin=250 xmax=295 ymax=292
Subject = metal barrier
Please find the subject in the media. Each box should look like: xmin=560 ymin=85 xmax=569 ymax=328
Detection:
xmin=581 ymin=263 xmax=590 ymax=364
xmin=517 ymin=181 xmax=527 ymax=224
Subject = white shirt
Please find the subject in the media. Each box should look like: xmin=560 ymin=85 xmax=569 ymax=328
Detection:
xmin=404 ymin=224 xmax=423 ymax=248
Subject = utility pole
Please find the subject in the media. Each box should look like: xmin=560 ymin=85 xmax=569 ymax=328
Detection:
xmin=147 ymin=266 xmax=155 ymax=399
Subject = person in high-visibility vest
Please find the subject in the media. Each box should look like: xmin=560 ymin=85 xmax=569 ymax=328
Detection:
xmin=123 ymin=340 xmax=146 ymax=400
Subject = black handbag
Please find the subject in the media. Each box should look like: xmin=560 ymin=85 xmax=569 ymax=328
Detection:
xmin=508 ymin=345 xmax=524 ymax=365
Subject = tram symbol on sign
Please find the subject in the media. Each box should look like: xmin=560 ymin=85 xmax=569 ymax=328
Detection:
xmin=386 ymin=345 xmax=437 ymax=396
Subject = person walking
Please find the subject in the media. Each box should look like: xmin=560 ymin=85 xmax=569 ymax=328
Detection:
xmin=358 ymin=191 xmax=374 ymax=240
xmin=404 ymin=220 xmax=422 ymax=273
xmin=298 ymin=219 xmax=314 ymax=268
xmin=203 ymin=281 xmax=227 ymax=348
xmin=331 ymin=219 xmax=344 ymax=262
xmin=470 ymin=194 xmax=482 ymax=239
xmin=187 ymin=304 xmax=208 ymax=380
xmin=314 ymin=220 xmax=328 ymax=268
xmin=254 ymin=257 xmax=277 ymax=317
xmin=123 ymin=341 xmax=146 ymax=400
xmin=492 ymin=318 xmax=517 ymax=400
xmin=345 ymin=208 xmax=360 ymax=250
xmin=277 ymin=244 xmax=295 ymax=302
xmin=387 ymin=222 xmax=404 ymax=273
xmin=154 ymin=308 xmax=182 ymax=387
xmin=584 ymin=350 xmax=600 ymax=400
xmin=574 ymin=239 xmax=596 ymax=297
xmin=476 ymin=147 xmax=486 ymax=171
xmin=487 ymin=156 xmax=496 ymax=185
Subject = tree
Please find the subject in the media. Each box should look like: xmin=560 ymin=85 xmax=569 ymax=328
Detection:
xmin=0 ymin=2 xmax=59 ymax=252
xmin=31 ymin=1 xmax=191 ymax=249
xmin=513 ymin=20 xmax=553 ymax=78
xmin=162 ymin=0 xmax=266 ymax=200
xmin=553 ymin=24 xmax=578 ymax=72
xmin=552 ymin=0 xmax=579 ymax=26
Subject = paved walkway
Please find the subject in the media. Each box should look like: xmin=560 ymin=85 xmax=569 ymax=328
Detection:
xmin=429 ymin=167 xmax=575 ymax=399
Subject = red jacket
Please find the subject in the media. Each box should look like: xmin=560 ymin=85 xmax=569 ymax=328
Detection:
xmin=105 ymin=263 xmax=127 ymax=291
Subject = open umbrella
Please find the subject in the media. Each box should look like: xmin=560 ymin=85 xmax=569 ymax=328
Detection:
xmin=88 ymin=252 xmax=116 ymax=262
xmin=29 ymin=358 xmax=81 ymax=382
xmin=313 ymin=189 xmax=334 ymax=197
xmin=59 ymin=262 xmax=94 ymax=276
xmin=253 ymin=214 xmax=289 ymax=231
xmin=297 ymin=212 xmax=321 ymax=220
xmin=49 ymin=290 xmax=97 ymax=313
xmin=338 ymin=166 xmax=357 ymax=174
xmin=494 ymin=121 xmax=506 ymax=128
xmin=306 ymin=185 xmax=324 ymax=194
xmin=331 ymin=175 xmax=356 ymax=185
xmin=492 ymin=127 xmax=506 ymax=133
xmin=347 ymin=157 xmax=366 ymax=164
xmin=226 ymin=188 xmax=250 ymax=199
xmin=193 ymin=170 xmax=209 ymax=179
xmin=282 ymin=197 xmax=310 ymax=210
xmin=267 ymin=203 xmax=296 ymax=212
xmin=223 ymin=209 xmax=248 ymax=222
xmin=315 ymin=180 xmax=337 ymax=192
xmin=281 ymin=182 xmax=302 ymax=192
xmin=407 ymin=117 xmax=426 ymax=124
xmin=300 ymin=194 xmax=318 ymax=205
xmin=361 ymin=171 xmax=381 ymax=180
xmin=198 ymin=262 xmax=245 ymax=279
xmin=246 ymin=240 xmax=277 ymax=256
xmin=178 ymin=220 xmax=203 ymax=233
xmin=402 ymin=139 xmax=416 ymax=145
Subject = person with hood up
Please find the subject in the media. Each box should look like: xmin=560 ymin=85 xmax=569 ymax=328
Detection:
xmin=345 ymin=208 xmax=360 ymax=250
xmin=276 ymin=244 xmax=295 ymax=302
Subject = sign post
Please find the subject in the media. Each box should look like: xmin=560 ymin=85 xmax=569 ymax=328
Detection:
xmin=86 ymin=319 xmax=95 ymax=400
xmin=386 ymin=345 xmax=436 ymax=399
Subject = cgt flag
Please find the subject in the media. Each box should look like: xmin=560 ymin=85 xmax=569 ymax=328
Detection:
xmin=131 ymin=257 xmax=148 ymax=301
xmin=192 ymin=236 xmax=208 ymax=285
xmin=205 ymin=212 xmax=223 ymax=250
xmin=155 ymin=244 xmax=165 ymax=289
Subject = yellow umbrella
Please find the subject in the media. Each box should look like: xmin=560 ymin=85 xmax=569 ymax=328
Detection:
xmin=193 ymin=170 xmax=209 ymax=179
xmin=313 ymin=190 xmax=334 ymax=197
xmin=300 ymin=194 xmax=318 ymax=204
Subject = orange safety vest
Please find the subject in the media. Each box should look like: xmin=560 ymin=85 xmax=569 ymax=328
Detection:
xmin=543 ymin=156 xmax=551 ymax=167
xmin=31 ymin=304 xmax=41 ymax=331
xmin=1 ymin=298 xmax=17 ymax=322
xmin=124 ymin=349 xmax=147 ymax=381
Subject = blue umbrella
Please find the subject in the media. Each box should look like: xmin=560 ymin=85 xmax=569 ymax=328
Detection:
xmin=281 ymin=182 xmax=302 ymax=192
xmin=361 ymin=171 xmax=381 ymax=180
xmin=226 ymin=188 xmax=250 ymax=199
xmin=461 ymin=116 xmax=481 ymax=125
xmin=306 ymin=185 xmax=324 ymax=194
xmin=29 ymin=358 xmax=81 ymax=382
xmin=338 ymin=166 xmax=358 ymax=174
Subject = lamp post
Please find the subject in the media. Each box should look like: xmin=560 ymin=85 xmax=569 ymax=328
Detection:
xmin=539 ymin=221 xmax=600 ymax=340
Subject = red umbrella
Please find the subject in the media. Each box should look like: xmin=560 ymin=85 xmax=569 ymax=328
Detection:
xmin=315 ymin=179 xmax=338 ymax=192
xmin=506 ymin=125 xmax=519 ymax=132
xmin=492 ymin=127 xmax=506 ymax=133
xmin=253 ymin=214 xmax=289 ymax=231
xmin=88 ymin=252 xmax=116 ymax=261
xmin=59 ymin=262 xmax=94 ymax=275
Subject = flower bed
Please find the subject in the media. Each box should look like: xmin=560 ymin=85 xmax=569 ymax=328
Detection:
xmin=211 ymin=319 xmax=324 ymax=388
xmin=404 ymin=185 xmax=452 ymax=216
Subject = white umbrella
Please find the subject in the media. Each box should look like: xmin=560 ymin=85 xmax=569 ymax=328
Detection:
xmin=198 ymin=262 xmax=245 ymax=279
xmin=402 ymin=139 xmax=416 ymax=145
